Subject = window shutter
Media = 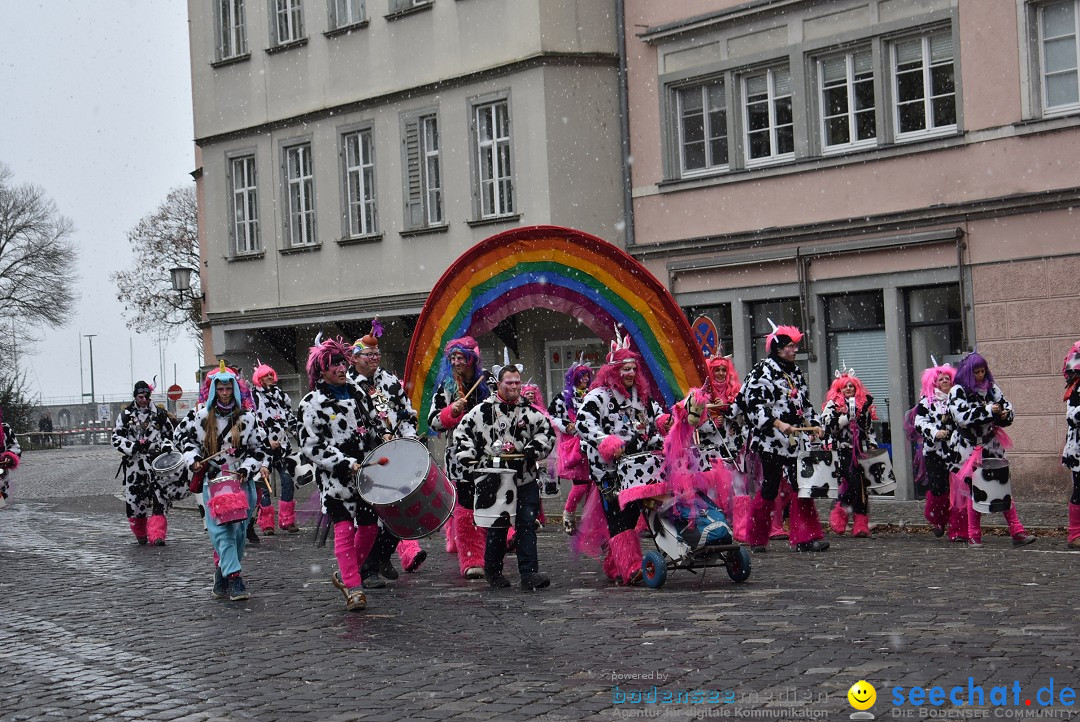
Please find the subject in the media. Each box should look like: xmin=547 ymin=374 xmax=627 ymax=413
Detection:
xmin=403 ymin=118 xmax=424 ymax=228
xmin=929 ymin=33 xmax=953 ymax=63
xmin=821 ymin=56 xmax=847 ymax=84
xmin=834 ymin=330 xmax=891 ymax=422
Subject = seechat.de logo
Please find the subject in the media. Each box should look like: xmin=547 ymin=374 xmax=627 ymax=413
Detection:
xmin=848 ymin=680 xmax=877 ymax=720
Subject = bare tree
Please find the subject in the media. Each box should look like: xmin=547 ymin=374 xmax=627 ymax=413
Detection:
xmin=0 ymin=163 xmax=79 ymax=362
xmin=112 ymin=186 xmax=201 ymax=341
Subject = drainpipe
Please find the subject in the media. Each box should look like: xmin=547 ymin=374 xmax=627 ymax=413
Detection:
xmin=955 ymin=231 xmax=970 ymax=350
xmin=615 ymin=0 xmax=635 ymax=248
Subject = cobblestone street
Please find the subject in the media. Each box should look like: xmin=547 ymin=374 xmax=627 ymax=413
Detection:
xmin=2 ymin=446 xmax=1079 ymax=721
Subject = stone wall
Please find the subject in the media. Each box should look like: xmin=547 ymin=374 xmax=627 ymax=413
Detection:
xmin=972 ymin=255 xmax=1080 ymax=500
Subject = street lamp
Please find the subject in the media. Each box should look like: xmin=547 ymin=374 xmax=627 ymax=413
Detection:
xmin=84 ymin=334 xmax=97 ymax=404
xmin=170 ymin=266 xmax=200 ymax=298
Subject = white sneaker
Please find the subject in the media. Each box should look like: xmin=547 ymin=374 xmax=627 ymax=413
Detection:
xmin=563 ymin=513 xmax=576 ymax=535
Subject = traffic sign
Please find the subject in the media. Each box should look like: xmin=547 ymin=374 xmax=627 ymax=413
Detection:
xmin=691 ymin=315 xmax=719 ymax=357
xmin=167 ymin=384 xmax=183 ymax=401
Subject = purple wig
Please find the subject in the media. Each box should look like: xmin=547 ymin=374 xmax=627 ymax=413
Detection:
xmin=953 ymin=352 xmax=993 ymax=393
xmin=561 ymin=363 xmax=593 ymax=408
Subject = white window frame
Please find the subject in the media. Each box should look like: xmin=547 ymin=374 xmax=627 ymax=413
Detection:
xmin=229 ymin=154 xmax=260 ymax=254
xmin=1037 ymin=0 xmax=1080 ymax=115
xmin=676 ymin=78 xmax=728 ymax=176
xmin=421 ymin=115 xmax=443 ymax=225
xmin=891 ymin=31 xmax=957 ymax=141
xmin=742 ymin=66 xmax=795 ymax=167
xmin=818 ymin=47 xmax=877 ymax=154
xmin=474 ymin=99 xmax=514 ymax=219
xmin=273 ymin=0 xmax=304 ymax=45
xmin=218 ymin=0 xmax=247 ymax=60
xmin=284 ymin=143 xmax=316 ymax=247
xmin=330 ymin=0 xmax=365 ymax=29
xmin=342 ymin=128 xmax=377 ymax=238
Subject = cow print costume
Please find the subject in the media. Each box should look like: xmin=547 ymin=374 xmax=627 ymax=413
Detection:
xmin=112 ymin=382 xmax=177 ymax=545
xmin=912 ymin=371 xmax=966 ymax=540
xmin=820 ymin=375 xmax=877 ymax=533
xmin=0 ymin=417 xmax=21 ymax=506
xmin=1062 ymin=340 xmax=1080 ymax=547
xmin=252 ymin=374 xmax=300 ymax=534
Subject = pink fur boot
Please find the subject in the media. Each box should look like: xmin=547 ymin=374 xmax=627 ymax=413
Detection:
xmin=732 ymin=495 xmax=752 ymax=543
xmin=769 ymin=484 xmax=789 ymax=539
xmin=147 ymin=515 xmax=168 ymax=546
xmin=257 ymin=504 xmax=276 ymax=534
xmin=333 ymin=521 xmax=361 ymax=589
xmin=747 ymin=494 xmax=774 ymax=548
xmin=924 ymin=492 xmax=949 ymax=536
xmin=454 ymin=506 xmax=487 ymax=577
xmin=788 ymin=498 xmax=825 ymax=547
xmin=397 ymin=538 xmax=427 ymax=572
xmin=607 ymin=529 xmax=644 ymax=585
xmin=829 ymin=504 xmax=849 ymax=535
xmin=129 ymin=516 xmax=148 ymax=544
xmin=947 ymin=503 xmax=968 ymax=542
xmin=278 ymin=500 xmax=299 ymax=533
xmin=851 ymin=514 xmax=870 ymax=538
xmin=1070 ymin=504 xmax=1080 ymax=549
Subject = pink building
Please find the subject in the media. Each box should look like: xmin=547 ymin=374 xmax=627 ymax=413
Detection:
xmin=623 ymin=0 xmax=1080 ymax=498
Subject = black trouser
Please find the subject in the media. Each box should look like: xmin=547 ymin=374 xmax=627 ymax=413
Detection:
xmin=838 ymin=453 xmax=868 ymax=515
xmin=1071 ymin=471 xmax=1080 ymax=505
xmin=925 ymin=452 xmax=951 ymax=498
xmin=597 ymin=473 xmax=643 ymax=536
xmin=485 ymin=481 xmax=541 ymax=576
xmin=757 ymin=452 xmax=795 ymax=501
xmin=456 ymin=480 xmax=475 ymax=510
xmin=361 ymin=524 xmax=399 ymax=574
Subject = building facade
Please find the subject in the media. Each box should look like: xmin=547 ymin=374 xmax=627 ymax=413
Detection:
xmin=187 ymin=0 xmax=625 ymax=399
xmin=624 ymin=0 xmax=1080 ymax=498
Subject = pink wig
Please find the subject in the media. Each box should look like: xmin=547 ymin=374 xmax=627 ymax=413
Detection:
xmin=306 ymin=337 xmax=352 ymax=390
xmin=824 ymin=373 xmax=876 ymax=419
xmin=521 ymin=383 xmax=547 ymax=415
xmin=921 ymin=364 xmax=955 ymax=399
xmin=707 ymin=356 xmax=740 ymax=404
xmin=1063 ymin=340 xmax=1080 ymax=379
xmin=443 ymin=336 xmax=481 ymax=369
xmin=251 ymin=362 xmax=277 ymax=389
xmin=591 ymin=348 xmax=651 ymax=401
xmin=765 ymin=324 xmax=803 ymax=355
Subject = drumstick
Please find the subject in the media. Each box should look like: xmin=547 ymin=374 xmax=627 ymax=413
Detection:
xmin=461 ymin=376 xmax=484 ymax=400
xmin=787 ymin=426 xmax=821 ymax=433
xmin=362 ymin=456 xmax=390 ymax=468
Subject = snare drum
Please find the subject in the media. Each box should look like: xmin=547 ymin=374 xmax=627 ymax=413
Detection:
xmin=206 ymin=472 xmax=251 ymax=525
xmin=355 ymin=438 xmax=456 ymax=540
xmin=858 ymin=448 xmax=897 ymax=495
xmin=971 ymin=457 xmax=1011 ymax=513
xmin=150 ymin=450 xmax=190 ymax=502
xmin=795 ymin=448 xmax=839 ymax=499
xmin=472 ymin=467 xmax=518 ymax=529
xmin=617 ymin=450 xmax=668 ymax=507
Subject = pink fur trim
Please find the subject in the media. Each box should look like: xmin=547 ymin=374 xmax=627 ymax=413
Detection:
xmin=617 ymin=480 xmax=673 ymax=508
xmin=598 ymin=435 xmax=624 ymax=463
xmin=0 ymin=451 xmax=19 ymax=470
xmin=147 ymin=515 xmax=168 ymax=542
xmin=453 ymin=506 xmax=486 ymax=576
xmin=257 ymin=504 xmax=276 ymax=532
xmin=608 ymin=529 xmax=643 ymax=585
xmin=278 ymin=500 xmax=296 ymax=528
xmin=656 ymin=413 xmax=672 ymax=436
xmin=571 ymin=485 xmax=609 ymax=559
xmin=396 ymin=538 xmax=424 ymax=571
xmin=438 ymin=404 xmax=462 ymax=429
xmin=208 ymin=491 xmax=249 ymax=519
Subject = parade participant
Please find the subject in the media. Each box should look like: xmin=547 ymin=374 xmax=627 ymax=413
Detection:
xmin=1062 ymin=341 xmax=1080 ymax=549
xmin=453 ymin=365 xmax=555 ymax=589
xmin=299 ymin=335 xmax=385 ymax=610
xmin=948 ymin=352 xmax=1035 ymax=549
xmin=548 ymin=361 xmax=593 ymax=535
xmin=175 ymin=364 xmax=268 ymax=601
xmin=0 ymin=408 xmax=21 ymax=508
xmin=821 ymin=369 xmax=878 ymax=538
xmin=251 ymin=362 xmax=300 ymax=535
xmin=348 ymin=323 xmax=427 ymax=582
xmin=912 ymin=362 xmax=966 ymax=541
xmin=576 ymin=330 xmax=665 ymax=585
xmin=428 ymin=336 xmax=492 ymax=579
xmin=521 ymin=380 xmax=551 ymax=529
xmin=112 ymin=381 xmax=176 ymax=545
xmin=737 ymin=323 xmax=829 ymax=553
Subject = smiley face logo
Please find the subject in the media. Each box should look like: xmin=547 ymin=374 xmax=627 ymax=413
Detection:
xmin=847 ymin=680 xmax=876 ymax=711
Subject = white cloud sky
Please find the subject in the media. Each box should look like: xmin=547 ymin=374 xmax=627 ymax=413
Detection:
xmin=1 ymin=0 xmax=200 ymax=403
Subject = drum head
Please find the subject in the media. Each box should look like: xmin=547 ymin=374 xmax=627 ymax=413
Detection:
xmin=357 ymin=438 xmax=430 ymax=505
xmin=151 ymin=451 xmax=185 ymax=474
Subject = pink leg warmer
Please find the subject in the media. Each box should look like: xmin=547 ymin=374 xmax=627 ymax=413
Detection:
xmin=147 ymin=515 xmax=168 ymax=544
xmin=788 ymin=498 xmax=824 ymax=546
xmin=608 ymin=529 xmax=643 ymax=585
xmin=948 ymin=503 xmax=969 ymax=541
xmin=924 ymin=492 xmax=949 ymax=531
xmin=747 ymin=493 xmax=774 ymax=547
xmin=967 ymin=497 xmax=982 ymax=544
xmin=454 ymin=506 xmax=486 ymax=576
xmin=444 ymin=508 xmax=457 ymax=553
xmin=396 ymin=538 xmax=425 ymax=571
xmin=1070 ymin=504 xmax=1080 ymax=545
xmin=634 ymin=514 xmax=649 ymax=535
xmin=732 ymin=495 xmax=752 ymax=543
xmin=1003 ymin=505 xmax=1027 ymax=538
xmin=829 ymin=504 xmax=849 ymax=535
xmin=333 ymin=521 xmax=361 ymax=589
xmin=602 ymin=545 xmax=620 ymax=582
xmin=565 ymin=484 xmax=588 ymax=513
xmin=128 ymin=516 xmax=148 ymax=541
xmin=278 ymin=500 xmax=297 ymax=529
xmin=769 ymin=484 xmax=789 ymax=538
xmin=354 ymin=524 xmax=379 ymax=574
xmin=256 ymin=504 xmax=276 ymax=533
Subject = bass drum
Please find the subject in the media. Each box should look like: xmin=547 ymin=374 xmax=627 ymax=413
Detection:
xmin=356 ymin=438 xmax=456 ymax=540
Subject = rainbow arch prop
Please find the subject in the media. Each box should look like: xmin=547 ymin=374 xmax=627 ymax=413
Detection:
xmin=404 ymin=225 xmax=707 ymax=433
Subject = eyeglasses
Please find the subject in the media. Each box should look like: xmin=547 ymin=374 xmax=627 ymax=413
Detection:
xmin=358 ymin=352 xmax=381 ymax=359
xmin=135 ymin=393 xmax=150 ymax=399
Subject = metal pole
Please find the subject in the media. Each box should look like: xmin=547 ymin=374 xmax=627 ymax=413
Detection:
xmin=84 ymin=334 xmax=97 ymax=404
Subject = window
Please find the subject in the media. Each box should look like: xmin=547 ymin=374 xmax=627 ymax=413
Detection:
xmin=217 ymin=0 xmax=247 ymax=60
xmin=342 ymin=129 xmax=377 ymax=238
xmin=749 ymin=298 xmax=806 ymax=370
xmin=824 ymin=292 xmax=889 ymax=423
xmin=273 ymin=0 xmax=304 ymax=45
xmin=388 ymin=0 xmax=432 ymax=14
xmin=892 ymin=31 xmax=956 ymax=138
xmin=1039 ymin=0 xmax=1080 ymax=113
xmin=905 ymin=285 xmax=964 ymax=405
xmin=230 ymin=155 xmax=259 ymax=253
xmin=475 ymin=99 xmax=514 ymax=219
xmin=403 ymin=111 xmax=443 ymax=229
xmin=677 ymin=79 xmax=728 ymax=174
xmin=743 ymin=67 xmax=794 ymax=164
xmin=819 ymin=48 xmax=876 ymax=151
xmin=284 ymin=143 xmax=315 ymax=246
xmin=329 ymin=0 xmax=365 ymax=29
